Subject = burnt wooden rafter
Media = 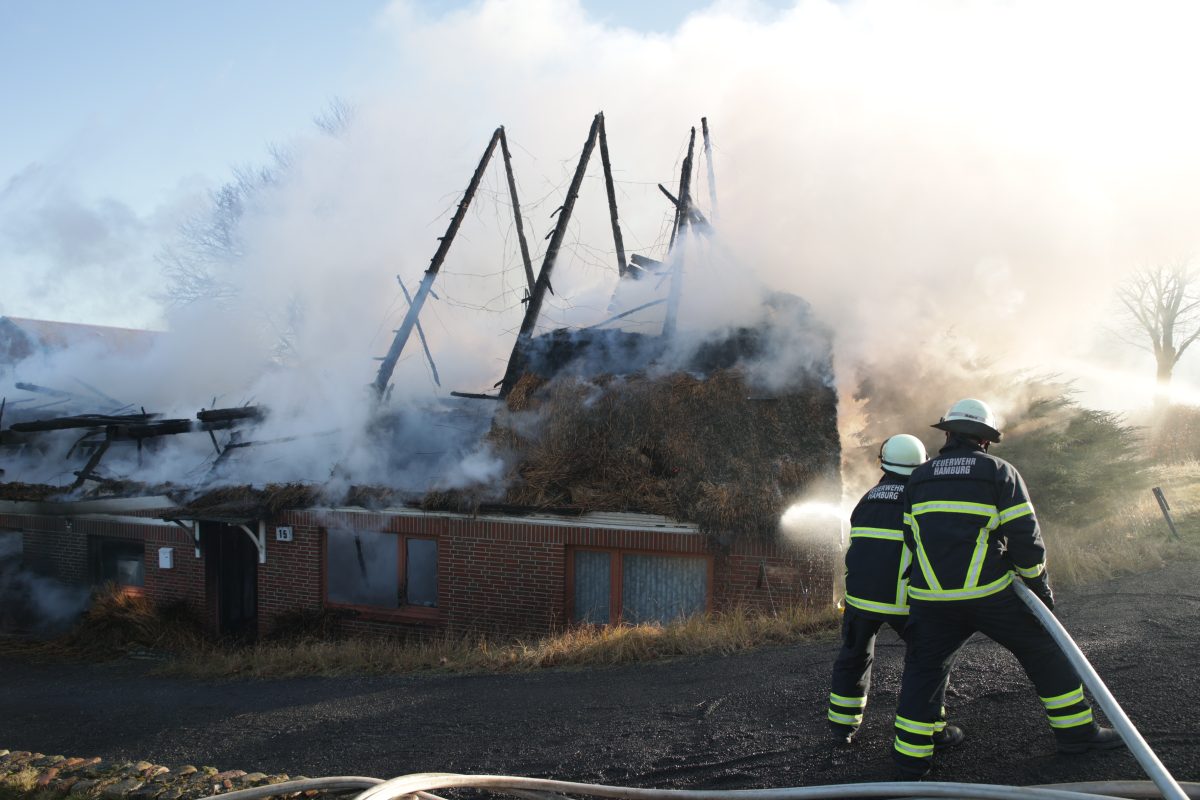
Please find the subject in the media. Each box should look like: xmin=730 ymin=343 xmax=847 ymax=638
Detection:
xmin=372 ymin=127 xmax=507 ymax=399
xmin=397 ymin=276 xmax=441 ymax=387
xmin=499 ymin=128 xmax=537 ymax=293
xmin=0 ymin=404 xmax=266 ymax=489
xmin=497 ymin=113 xmax=604 ymax=399
xmin=702 ymin=116 xmax=718 ymax=221
xmin=598 ymin=116 xmax=628 ymax=277
xmin=663 ymin=126 xmax=697 ymax=340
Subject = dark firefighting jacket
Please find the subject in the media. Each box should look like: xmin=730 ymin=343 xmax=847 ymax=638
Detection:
xmin=902 ymin=435 xmax=1047 ymax=602
xmin=844 ymin=472 xmax=911 ymax=618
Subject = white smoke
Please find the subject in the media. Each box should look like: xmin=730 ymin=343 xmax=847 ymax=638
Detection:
xmin=7 ymin=0 xmax=1200 ymax=492
xmin=0 ymin=532 xmax=90 ymax=633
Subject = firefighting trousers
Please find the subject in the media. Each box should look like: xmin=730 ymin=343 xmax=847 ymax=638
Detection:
xmin=892 ymin=589 xmax=1098 ymax=775
xmin=828 ymin=608 xmax=909 ymax=733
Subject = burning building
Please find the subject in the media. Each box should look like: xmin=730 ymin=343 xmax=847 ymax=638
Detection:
xmin=0 ymin=116 xmax=842 ymax=641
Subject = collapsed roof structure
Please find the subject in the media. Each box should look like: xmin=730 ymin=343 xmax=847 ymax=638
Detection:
xmin=1 ymin=112 xmax=838 ymax=532
xmin=1 ymin=115 xmax=841 ymax=639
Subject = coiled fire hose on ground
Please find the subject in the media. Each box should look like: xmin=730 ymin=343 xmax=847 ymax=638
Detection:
xmin=205 ymin=582 xmax=1193 ymax=800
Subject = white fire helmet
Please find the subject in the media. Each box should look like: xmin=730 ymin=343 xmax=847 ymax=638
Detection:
xmin=879 ymin=434 xmax=928 ymax=476
xmin=932 ymin=398 xmax=1002 ymax=442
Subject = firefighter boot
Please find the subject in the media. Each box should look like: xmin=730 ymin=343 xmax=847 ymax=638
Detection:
xmin=894 ymin=767 xmax=928 ymax=782
xmin=829 ymin=723 xmax=855 ymax=746
xmin=932 ymin=724 xmax=965 ymax=750
xmin=1058 ymin=726 xmax=1124 ymax=754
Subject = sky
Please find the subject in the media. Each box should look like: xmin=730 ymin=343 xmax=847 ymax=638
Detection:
xmin=0 ymin=0 xmax=790 ymax=327
xmin=5 ymin=0 xmax=1200 ymax=422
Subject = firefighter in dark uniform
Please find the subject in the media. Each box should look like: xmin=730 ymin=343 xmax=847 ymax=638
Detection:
xmin=828 ymin=434 xmax=962 ymax=748
xmin=892 ymin=398 xmax=1122 ymax=779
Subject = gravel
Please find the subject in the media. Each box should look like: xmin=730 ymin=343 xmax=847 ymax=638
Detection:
xmin=1 ymin=561 xmax=1196 ymax=789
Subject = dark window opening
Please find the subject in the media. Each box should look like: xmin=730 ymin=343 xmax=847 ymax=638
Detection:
xmin=325 ymin=528 xmax=438 ymax=610
xmin=94 ymin=539 xmax=145 ymax=587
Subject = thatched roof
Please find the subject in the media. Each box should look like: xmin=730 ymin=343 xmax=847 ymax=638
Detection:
xmin=481 ymin=367 xmax=839 ymax=538
xmin=160 ymin=483 xmax=324 ymax=521
xmin=0 ymin=481 xmax=66 ymax=503
xmin=429 ymin=292 xmax=843 ymax=538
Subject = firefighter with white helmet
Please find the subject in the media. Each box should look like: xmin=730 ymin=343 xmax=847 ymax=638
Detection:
xmin=827 ymin=434 xmax=962 ymax=748
xmin=891 ymin=398 xmax=1122 ymax=779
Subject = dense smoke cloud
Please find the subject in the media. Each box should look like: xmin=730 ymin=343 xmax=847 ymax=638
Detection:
xmin=0 ymin=163 xmax=203 ymax=326
xmin=222 ymin=0 xmax=1200 ymax=408
xmin=8 ymin=0 xmax=1200 ymax=493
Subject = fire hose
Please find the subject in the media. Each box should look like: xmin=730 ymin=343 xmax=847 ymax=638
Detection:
xmin=204 ymin=582 xmax=1192 ymax=800
xmin=209 ymin=775 xmax=1200 ymax=800
xmin=1012 ymin=579 xmax=1188 ymax=800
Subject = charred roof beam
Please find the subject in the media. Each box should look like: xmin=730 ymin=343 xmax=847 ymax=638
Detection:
xmin=663 ymin=126 xmax=697 ymax=340
xmin=498 ymin=112 xmax=604 ymax=398
xmin=371 ymin=127 xmax=506 ymax=399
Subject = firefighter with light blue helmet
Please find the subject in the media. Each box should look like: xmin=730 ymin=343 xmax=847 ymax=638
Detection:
xmin=891 ymin=398 xmax=1123 ymax=779
xmin=827 ymin=433 xmax=963 ymax=748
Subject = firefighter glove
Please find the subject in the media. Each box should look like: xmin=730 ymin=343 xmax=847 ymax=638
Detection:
xmin=1023 ymin=574 xmax=1055 ymax=611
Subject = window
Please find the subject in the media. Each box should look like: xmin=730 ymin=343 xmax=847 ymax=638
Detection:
xmin=571 ymin=549 xmax=709 ymax=625
xmin=325 ymin=528 xmax=438 ymax=611
xmin=94 ymin=539 xmax=145 ymax=587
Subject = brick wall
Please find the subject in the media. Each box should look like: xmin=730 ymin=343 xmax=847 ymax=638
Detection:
xmin=269 ymin=510 xmax=837 ymax=637
xmin=3 ymin=507 xmax=840 ymax=640
xmin=441 ymin=519 xmax=566 ymax=635
xmin=713 ymin=539 xmax=838 ymax=613
xmin=2 ymin=514 xmax=88 ymax=584
xmin=256 ymin=520 xmax=324 ymax=637
xmin=1 ymin=511 xmax=208 ymax=622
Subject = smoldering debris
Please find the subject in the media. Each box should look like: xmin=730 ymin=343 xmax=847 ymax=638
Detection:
xmin=0 ymin=112 xmax=842 ymax=538
xmin=164 ymin=483 xmax=323 ymax=519
xmin=0 ymin=394 xmax=281 ymax=493
xmin=416 ymin=294 xmax=840 ymax=537
xmin=0 ymin=481 xmax=66 ymax=502
xmin=0 ymin=281 xmax=843 ymax=540
xmin=484 ymin=367 xmax=839 ymax=537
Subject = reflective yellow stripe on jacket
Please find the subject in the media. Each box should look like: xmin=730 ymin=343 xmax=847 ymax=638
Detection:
xmin=904 ymin=501 xmax=1027 ymax=602
xmin=846 ymin=526 xmax=910 ymax=615
xmin=850 ymin=526 xmax=906 ymax=541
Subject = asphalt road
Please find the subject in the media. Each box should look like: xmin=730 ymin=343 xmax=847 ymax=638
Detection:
xmin=1 ymin=562 xmax=1198 ymax=789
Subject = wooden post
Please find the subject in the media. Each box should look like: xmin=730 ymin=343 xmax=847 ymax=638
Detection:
xmin=371 ymin=127 xmax=503 ymax=398
xmin=701 ymin=116 xmax=718 ymax=221
xmin=1152 ymin=487 xmax=1182 ymax=541
xmin=663 ymin=126 xmax=696 ymax=340
xmin=597 ymin=114 xmax=628 ymax=277
xmin=498 ymin=113 xmax=603 ymax=398
xmin=499 ymin=127 xmax=536 ymax=293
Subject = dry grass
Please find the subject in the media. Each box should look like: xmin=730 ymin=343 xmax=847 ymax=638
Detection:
xmin=1045 ymin=460 xmax=1200 ymax=587
xmin=0 ymin=584 xmax=209 ymax=663
xmin=157 ymin=603 xmax=840 ymax=680
xmin=0 ymin=770 xmax=39 ymax=799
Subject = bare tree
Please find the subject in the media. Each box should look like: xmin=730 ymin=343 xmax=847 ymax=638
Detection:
xmin=313 ymin=97 xmax=355 ymax=137
xmin=159 ymin=98 xmax=353 ymax=309
xmin=1116 ymin=262 xmax=1200 ymax=391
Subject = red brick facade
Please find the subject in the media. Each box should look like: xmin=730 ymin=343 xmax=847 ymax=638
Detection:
xmin=0 ymin=504 xmax=838 ymax=640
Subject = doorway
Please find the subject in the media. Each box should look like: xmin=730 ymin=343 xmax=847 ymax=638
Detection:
xmin=201 ymin=522 xmax=259 ymax=642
